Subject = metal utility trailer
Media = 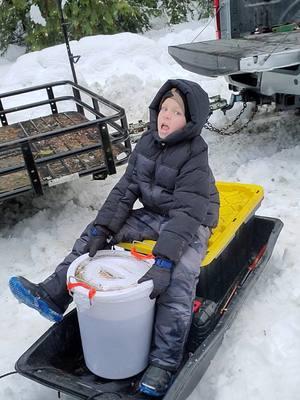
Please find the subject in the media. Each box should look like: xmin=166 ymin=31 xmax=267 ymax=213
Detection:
xmin=0 ymin=81 xmax=131 ymax=201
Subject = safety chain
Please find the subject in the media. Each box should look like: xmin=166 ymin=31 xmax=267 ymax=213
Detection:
xmin=128 ymin=102 xmax=258 ymax=141
xmin=204 ymin=102 xmax=258 ymax=135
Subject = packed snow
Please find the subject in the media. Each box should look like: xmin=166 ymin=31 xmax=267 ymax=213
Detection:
xmin=0 ymin=18 xmax=300 ymax=400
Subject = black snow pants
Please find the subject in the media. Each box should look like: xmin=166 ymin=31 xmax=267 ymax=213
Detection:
xmin=40 ymin=208 xmax=210 ymax=371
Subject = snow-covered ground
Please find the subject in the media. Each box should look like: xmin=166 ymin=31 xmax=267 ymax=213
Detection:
xmin=0 ymin=19 xmax=300 ymax=400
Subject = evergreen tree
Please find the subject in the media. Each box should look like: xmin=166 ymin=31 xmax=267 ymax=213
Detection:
xmin=0 ymin=0 xmax=213 ymax=54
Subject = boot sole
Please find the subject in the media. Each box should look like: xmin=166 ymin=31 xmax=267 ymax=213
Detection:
xmin=139 ymin=383 xmax=167 ymax=397
xmin=9 ymin=277 xmax=63 ymax=323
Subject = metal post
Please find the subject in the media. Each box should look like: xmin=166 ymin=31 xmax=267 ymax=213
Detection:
xmin=0 ymin=99 xmax=8 ymax=126
xmin=98 ymin=123 xmax=116 ymax=175
xmin=57 ymin=0 xmax=84 ymax=114
xmin=46 ymin=86 xmax=58 ymax=114
xmin=56 ymin=0 xmax=80 ymax=84
xmin=21 ymin=143 xmax=43 ymax=196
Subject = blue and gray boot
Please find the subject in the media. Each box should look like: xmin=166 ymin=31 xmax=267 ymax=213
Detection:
xmin=139 ymin=365 xmax=173 ymax=397
xmin=9 ymin=276 xmax=63 ymax=323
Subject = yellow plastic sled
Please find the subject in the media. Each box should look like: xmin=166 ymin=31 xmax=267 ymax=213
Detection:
xmin=120 ymin=181 xmax=264 ymax=266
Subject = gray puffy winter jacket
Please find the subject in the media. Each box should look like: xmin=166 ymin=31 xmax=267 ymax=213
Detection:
xmin=95 ymin=79 xmax=220 ymax=263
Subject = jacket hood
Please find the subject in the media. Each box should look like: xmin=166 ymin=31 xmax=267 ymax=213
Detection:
xmin=149 ymin=79 xmax=210 ymax=144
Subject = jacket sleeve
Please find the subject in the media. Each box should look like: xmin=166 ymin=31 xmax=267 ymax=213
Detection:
xmin=153 ymin=145 xmax=210 ymax=263
xmin=94 ymin=150 xmax=139 ymax=233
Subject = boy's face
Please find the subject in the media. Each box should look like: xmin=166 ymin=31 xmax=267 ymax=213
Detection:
xmin=157 ymin=97 xmax=187 ymax=139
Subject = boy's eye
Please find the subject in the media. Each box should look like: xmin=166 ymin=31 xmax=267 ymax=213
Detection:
xmin=159 ymin=107 xmax=183 ymax=116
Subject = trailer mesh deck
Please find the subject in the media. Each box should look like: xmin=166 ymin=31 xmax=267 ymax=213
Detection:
xmin=0 ymin=112 xmax=125 ymax=194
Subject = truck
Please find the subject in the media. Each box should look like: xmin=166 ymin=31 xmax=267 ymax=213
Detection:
xmin=168 ymin=0 xmax=300 ymax=123
xmin=0 ymin=80 xmax=131 ymax=202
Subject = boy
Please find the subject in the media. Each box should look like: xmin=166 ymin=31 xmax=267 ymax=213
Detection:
xmin=9 ymin=79 xmax=219 ymax=397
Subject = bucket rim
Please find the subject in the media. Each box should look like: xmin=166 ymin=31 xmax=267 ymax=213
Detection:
xmin=66 ymin=251 xmax=154 ymax=300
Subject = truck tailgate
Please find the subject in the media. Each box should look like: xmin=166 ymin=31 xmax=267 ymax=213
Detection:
xmin=169 ymin=31 xmax=300 ymax=77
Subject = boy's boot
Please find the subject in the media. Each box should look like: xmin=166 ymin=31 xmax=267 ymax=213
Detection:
xmin=9 ymin=276 xmax=63 ymax=323
xmin=139 ymin=365 xmax=173 ymax=397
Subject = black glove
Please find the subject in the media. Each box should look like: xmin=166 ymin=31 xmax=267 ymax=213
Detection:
xmin=84 ymin=225 xmax=109 ymax=257
xmin=138 ymin=257 xmax=174 ymax=299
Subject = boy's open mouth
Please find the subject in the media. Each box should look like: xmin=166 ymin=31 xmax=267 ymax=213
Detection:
xmin=161 ymin=123 xmax=169 ymax=131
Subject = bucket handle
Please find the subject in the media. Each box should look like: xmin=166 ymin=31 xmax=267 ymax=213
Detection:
xmin=67 ymin=277 xmax=97 ymax=301
xmin=130 ymin=246 xmax=154 ymax=260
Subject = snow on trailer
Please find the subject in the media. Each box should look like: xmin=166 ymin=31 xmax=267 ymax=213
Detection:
xmin=0 ymin=81 xmax=131 ymax=202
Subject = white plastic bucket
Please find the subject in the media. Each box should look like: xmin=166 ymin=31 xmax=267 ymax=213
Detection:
xmin=67 ymin=250 xmax=155 ymax=379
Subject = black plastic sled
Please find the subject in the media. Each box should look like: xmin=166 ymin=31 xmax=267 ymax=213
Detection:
xmin=15 ymin=215 xmax=282 ymax=400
